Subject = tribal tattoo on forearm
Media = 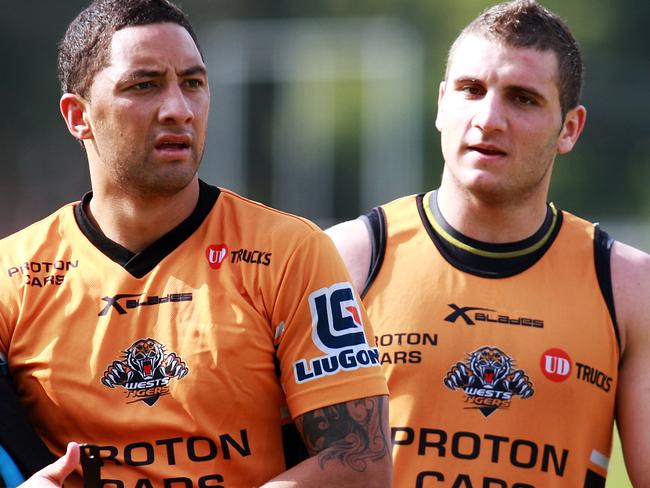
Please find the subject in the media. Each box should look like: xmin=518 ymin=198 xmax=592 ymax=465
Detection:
xmin=296 ymin=395 xmax=390 ymax=472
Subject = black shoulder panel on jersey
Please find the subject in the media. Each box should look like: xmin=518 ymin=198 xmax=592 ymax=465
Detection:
xmin=594 ymin=225 xmax=620 ymax=349
xmin=0 ymin=372 xmax=56 ymax=478
xmin=75 ymin=180 xmax=220 ymax=278
xmin=361 ymin=206 xmax=387 ymax=298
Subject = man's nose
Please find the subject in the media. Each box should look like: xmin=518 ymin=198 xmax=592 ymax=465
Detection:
xmin=472 ymin=93 xmax=507 ymax=133
xmin=158 ymin=83 xmax=193 ymax=124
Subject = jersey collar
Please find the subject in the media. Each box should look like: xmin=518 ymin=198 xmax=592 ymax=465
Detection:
xmin=74 ymin=180 xmax=220 ymax=278
xmin=418 ymin=190 xmax=563 ymax=278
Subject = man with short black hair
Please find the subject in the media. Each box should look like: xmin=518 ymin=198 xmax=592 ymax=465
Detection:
xmin=4 ymin=1 xmax=391 ymax=486
xmin=328 ymin=1 xmax=650 ymax=486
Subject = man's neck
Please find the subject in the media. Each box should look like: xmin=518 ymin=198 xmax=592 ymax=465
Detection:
xmin=436 ymin=179 xmax=549 ymax=244
xmin=86 ymin=178 xmax=200 ymax=254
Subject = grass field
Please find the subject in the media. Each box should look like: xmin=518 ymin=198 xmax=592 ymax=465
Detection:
xmin=606 ymin=425 xmax=632 ymax=487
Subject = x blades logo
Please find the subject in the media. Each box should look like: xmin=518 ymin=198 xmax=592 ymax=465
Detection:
xmin=101 ymin=338 xmax=188 ymax=406
xmin=445 ymin=304 xmax=494 ymax=325
xmin=98 ymin=293 xmax=192 ymax=316
xmin=444 ymin=304 xmax=544 ymax=328
xmin=206 ymin=244 xmax=229 ymax=270
xmin=444 ymin=346 xmax=534 ymax=417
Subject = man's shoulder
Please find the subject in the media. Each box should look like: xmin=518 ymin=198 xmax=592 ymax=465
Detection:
xmin=611 ymin=240 xmax=650 ymax=283
xmin=217 ymin=187 xmax=320 ymax=235
xmin=608 ymin=239 xmax=650 ymax=351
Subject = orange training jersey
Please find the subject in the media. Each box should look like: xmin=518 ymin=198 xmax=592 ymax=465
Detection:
xmin=0 ymin=181 xmax=387 ymax=488
xmin=362 ymin=191 xmax=618 ymax=488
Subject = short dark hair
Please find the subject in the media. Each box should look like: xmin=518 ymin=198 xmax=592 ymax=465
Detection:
xmin=446 ymin=0 xmax=583 ymax=118
xmin=57 ymin=0 xmax=203 ymax=97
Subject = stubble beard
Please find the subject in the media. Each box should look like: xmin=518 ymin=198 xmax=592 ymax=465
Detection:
xmin=113 ymin=142 xmax=204 ymax=199
xmin=448 ymin=153 xmax=555 ymax=209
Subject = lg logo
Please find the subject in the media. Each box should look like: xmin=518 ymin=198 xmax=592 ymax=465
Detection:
xmin=309 ymin=283 xmax=367 ymax=353
xmin=293 ymin=282 xmax=379 ymax=384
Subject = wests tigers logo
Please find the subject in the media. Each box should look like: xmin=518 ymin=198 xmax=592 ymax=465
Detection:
xmin=444 ymin=346 xmax=533 ymax=417
xmin=101 ymin=338 xmax=188 ymax=406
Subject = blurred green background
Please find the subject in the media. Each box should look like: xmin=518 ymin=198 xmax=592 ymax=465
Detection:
xmin=0 ymin=2 xmax=643 ymax=484
xmin=1 ymin=0 xmax=649 ymax=252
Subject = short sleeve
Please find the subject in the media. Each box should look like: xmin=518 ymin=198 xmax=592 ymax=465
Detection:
xmin=272 ymin=230 xmax=388 ymax=418
xmin=0 ymin=263 xmax=20 ymax=357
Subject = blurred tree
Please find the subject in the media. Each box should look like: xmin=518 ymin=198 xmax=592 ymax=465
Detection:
xmin=1 ymin=0 xmax=648 ymax=244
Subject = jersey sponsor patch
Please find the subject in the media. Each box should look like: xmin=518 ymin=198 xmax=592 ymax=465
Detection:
xmin=98 ymin=292 xmax=193 ymax=316
xmin=540 ymin=348 xmax=572 ymax=382
xmin=6 ymin=259 xmax=79 ymax=288
xmin=101 ymin=338 xmax=189 ymax=406
xmin=231 ymin=248 xmax=272 ymax=266
xmin=445 ymin=303 xmax=544 ymax=328
xmin=575 ymin=362 xmax=613 ymax=393
xmin=206 ymin=244 xmax=272 ymax=269
xmin=444 ymin=346 xmax=534 ymax=417
xmin=206 ymin=244 xmax=229 ymax=270
xmin=293 ymin=282 xmax=380 ymax=384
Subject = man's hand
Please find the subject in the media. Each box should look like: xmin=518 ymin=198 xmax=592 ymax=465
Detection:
xmin=19 ymin=442 xmax=79 ymax=488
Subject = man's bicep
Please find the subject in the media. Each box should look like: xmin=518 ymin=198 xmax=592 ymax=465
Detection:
xmin=613 ymin=241 xmax=650 ymax=485
xmin=616 ymin=350 xmax=650 ymax=485
xmin=294 ymin=395 xmax=390 ymax=472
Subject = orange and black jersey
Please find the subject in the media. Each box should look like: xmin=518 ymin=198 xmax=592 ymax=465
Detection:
xmin=362 ymin=191 xmax=617 ymax=488
xmin=0 ymin=180 xmax=388 ymax=487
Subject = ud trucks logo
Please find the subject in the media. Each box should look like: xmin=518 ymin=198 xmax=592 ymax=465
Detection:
xmin=293 ymin=283 xmax=380 ymax=384
xmin=101 ymin=338 xmax=188 ymax=406
xmin=206 ymin=244 xmax=229 ymax=270
xmin=206 ymin=244 xmax=272 ymax=270
xmin=444 ymin=346 xmax=534 ymax=417
xmin=540 ymin=348 xmax=572 ymax=382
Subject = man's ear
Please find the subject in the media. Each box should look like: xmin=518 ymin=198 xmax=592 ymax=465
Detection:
xmin=435 ymin=81 xmax=446 ymax=132
xmin=60 ymin=93 xmax=93 ymax=141
xmin=557 ymin=104 xmax=586 ymax=154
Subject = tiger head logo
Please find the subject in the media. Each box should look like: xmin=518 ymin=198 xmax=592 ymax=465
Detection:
xmin=469 ymin=346 xmax=512 ymax=388
xmin=444 ymin=345 xmax=533 ymax=417
xmin=126 ymin=338 xmax=166 ymax=380
xmin=101 ymin=338 xmax=189 ymax=406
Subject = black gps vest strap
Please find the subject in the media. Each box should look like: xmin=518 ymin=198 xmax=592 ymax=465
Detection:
xmin=360 ymin=207 xmax=387 ymax=298
xmin=593 ymin=225 xmax=620 ymax=350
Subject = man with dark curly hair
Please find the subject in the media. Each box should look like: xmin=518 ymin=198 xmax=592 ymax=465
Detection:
xmin=4 ymin=1 xmax=391 ymax=486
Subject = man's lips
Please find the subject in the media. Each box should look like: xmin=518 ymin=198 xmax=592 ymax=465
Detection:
xmin=466 ymin=144 xmax=507 ymax=157
xmin=154 ymin=134 xmax=192 ymax=151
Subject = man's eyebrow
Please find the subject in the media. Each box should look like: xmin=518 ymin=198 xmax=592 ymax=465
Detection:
xmin=451 ymin=76 xmax=548 ymax=101
xmin=178 ymin=65 xmax=207 ymax=77
xmin=118 ymin=66 xmax=207 ymax=82
xmin=119 ymin=69 xmax=166 ymax=82
xmin=452 ymin=76 xmax=482 ymax=85
xmin=505 ymin=84 xmax=547 ymax=101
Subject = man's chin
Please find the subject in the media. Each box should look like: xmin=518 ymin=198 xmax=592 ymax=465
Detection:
xmin=132 ymin=166 xmax=200 ymax=198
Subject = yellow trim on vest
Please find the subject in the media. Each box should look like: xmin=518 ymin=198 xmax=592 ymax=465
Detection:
xmin=423 ymin=191 xmax=559 ymax=259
